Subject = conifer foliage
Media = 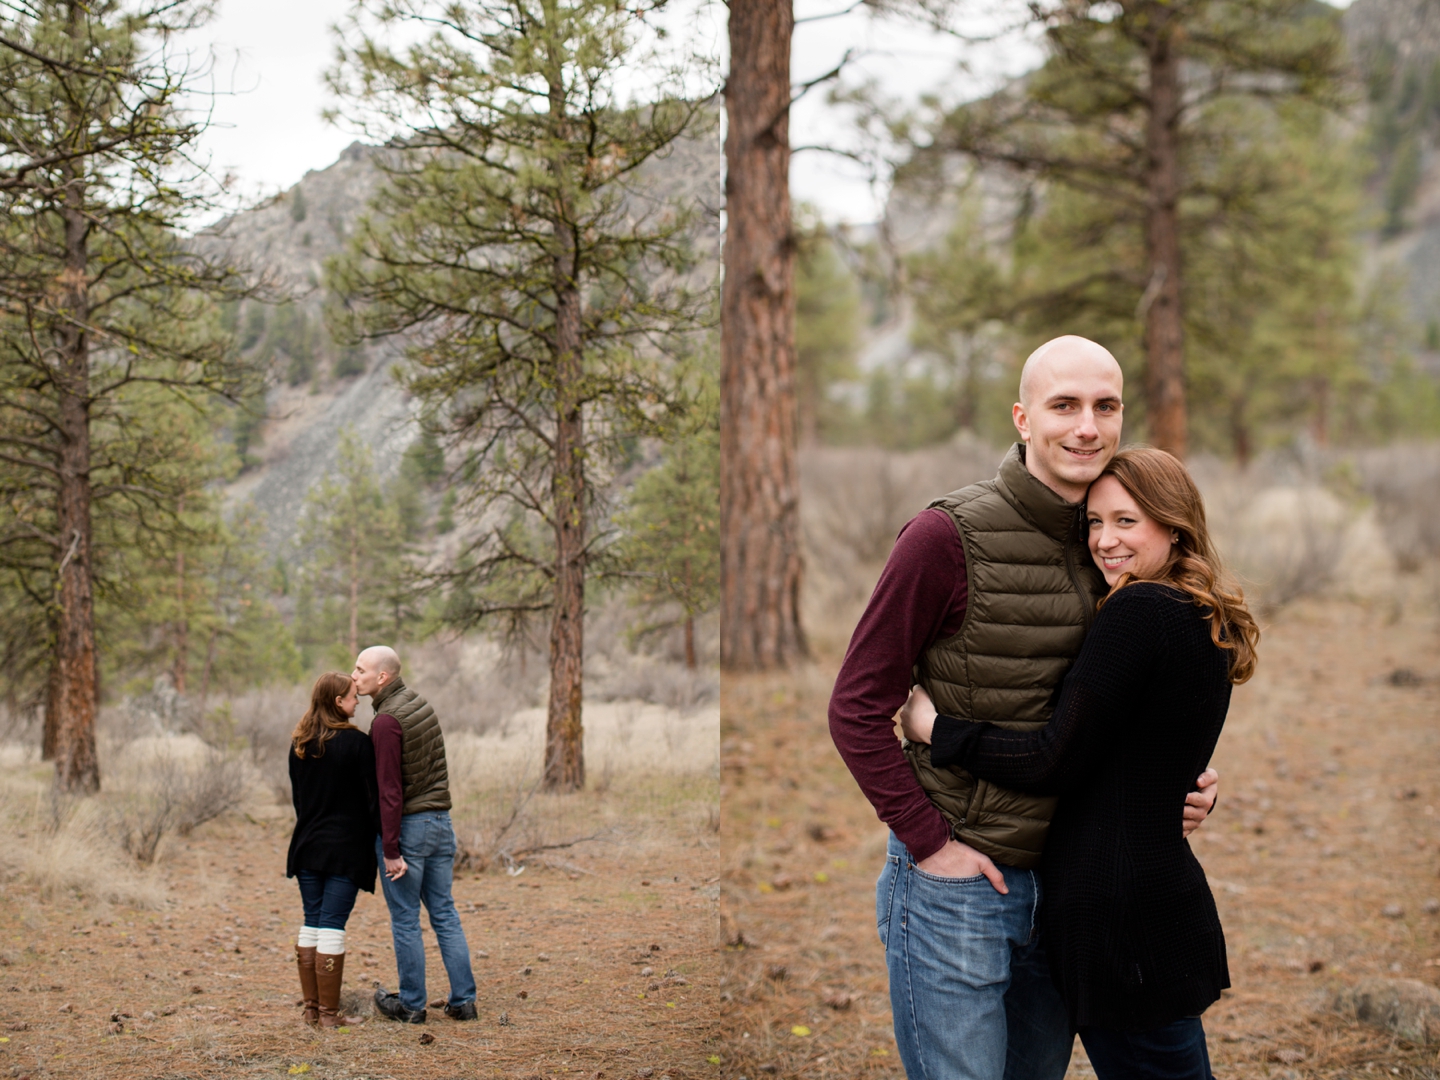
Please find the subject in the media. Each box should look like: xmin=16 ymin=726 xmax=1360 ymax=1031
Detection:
xmin=925 ymin=0 xmax=1347 ymax=456
xmin=0 ymin=1 xmax=255 ymax=791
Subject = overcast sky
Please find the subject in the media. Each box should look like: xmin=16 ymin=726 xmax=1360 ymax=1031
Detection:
xmin=178 ymin=0 xmax=1348 ymax=226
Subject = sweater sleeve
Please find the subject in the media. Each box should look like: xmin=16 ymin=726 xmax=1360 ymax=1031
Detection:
xmin=372 ymin=714 xmax=404 ymax=859
xmin=828 ymin=508 xmax=968 ymax=863
xmin=289 ymin=746 xmax=302 ymax=816
xmin=931 ymin=585 xmax=1169 ymax=795
xmin=359 ymin=733 xmax=380 ymax=838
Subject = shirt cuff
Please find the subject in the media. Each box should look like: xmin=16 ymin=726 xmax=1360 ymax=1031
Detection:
xmin=890 ymin=803 xmax=953 ymax=864
xmin=929 ymin=714 xmax=975 ymax=769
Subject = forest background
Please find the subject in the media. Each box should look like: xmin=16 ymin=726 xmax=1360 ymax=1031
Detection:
xmin=1 ymin=0 xmax=1439 ymax=901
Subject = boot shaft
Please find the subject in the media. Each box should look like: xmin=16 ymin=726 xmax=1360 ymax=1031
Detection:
xmin=315 ymin=951 xmax=346 ymax=1029
xmin=295 ymin=945 xmax=319 ymax=1027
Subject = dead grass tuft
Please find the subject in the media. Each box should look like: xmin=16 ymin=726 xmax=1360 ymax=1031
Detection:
xmin=0 ymin=767 xmax=166 ymax=908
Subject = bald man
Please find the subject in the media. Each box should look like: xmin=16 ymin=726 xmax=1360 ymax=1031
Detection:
xmin=828 ymin=337 xmax=1217 ymax=1080
xmin=352 ymin=646 xmax=477 ymax=1024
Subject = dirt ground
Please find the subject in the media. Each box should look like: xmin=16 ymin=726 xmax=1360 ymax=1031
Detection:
xmin=0 ymin=777 xmax=720 ymax=1080
xmin=719 ymin=592 xmax=1440 ymax=1079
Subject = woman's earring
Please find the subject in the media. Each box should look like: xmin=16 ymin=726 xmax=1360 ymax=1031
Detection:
xmin=1171 ymin=532 xmax=1180 ymax=544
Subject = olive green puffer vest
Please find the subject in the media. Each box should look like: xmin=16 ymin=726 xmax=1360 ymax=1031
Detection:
xmin=372 ymin=678 xmax=452 ymax=814
xmin=904 ymin=443 xmax=1107 ymax=869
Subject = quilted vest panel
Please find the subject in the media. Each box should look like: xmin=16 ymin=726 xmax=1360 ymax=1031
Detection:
xmin=373 ymin=679 xmax=452 ymax=815
xmin=904 ymin=443 xmax=1107 ymax=868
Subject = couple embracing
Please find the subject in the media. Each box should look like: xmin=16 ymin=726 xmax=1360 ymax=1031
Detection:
xmin=831 ymin=336 xmax=1260 ymax=1079
xmin=284 ymin=646 xmax=476 ymax=1027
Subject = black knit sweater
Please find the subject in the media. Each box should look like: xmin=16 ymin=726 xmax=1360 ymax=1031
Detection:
xmin=286 ymin=727 xmax=380 ymax=894
xmin=930 ymin=581 xmax=1232 ymax=1032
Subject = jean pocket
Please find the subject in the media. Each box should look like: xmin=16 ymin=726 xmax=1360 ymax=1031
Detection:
xmin=910 ymin=864 xmax=988 ymax=886
xmin=435 ymin=817 xmax=457 ymax=859
xmin=876 ymin=853 xmax=900 ymax=948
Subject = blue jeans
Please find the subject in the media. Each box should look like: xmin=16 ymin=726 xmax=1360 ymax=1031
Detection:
xmin=375 ymin=811 xmax=476 ymax=1011
xmin=878 ymin=833 xmax=1072 ymax=1080
xmin=1080 ymin=1019 xmax=1213 ymax=1080
xmin=296 ymin=871 xmax=359 ymax=930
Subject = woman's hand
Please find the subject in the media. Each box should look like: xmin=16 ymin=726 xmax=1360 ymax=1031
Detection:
xmin=899 ymin=685 xmax=938 ymax=745
xmin=1182 ymin=767 xmax=1220 ymax=838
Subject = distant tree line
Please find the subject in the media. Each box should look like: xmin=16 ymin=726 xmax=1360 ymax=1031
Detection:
xmin=791 ymin=0 xmax=1440 ymax=463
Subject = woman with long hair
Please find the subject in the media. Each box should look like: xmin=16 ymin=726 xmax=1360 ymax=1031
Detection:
xmin=287 ymin=671 xmax=378 ymax=1028
xmin=900 ymin=447 xmax=1259 ymax=1079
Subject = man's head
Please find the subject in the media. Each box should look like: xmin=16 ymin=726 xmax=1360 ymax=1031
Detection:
xmin=1012 ymin=335 xmax=1124 ymax=503
xmin=352 ymin=645 xmax=401 ymax=699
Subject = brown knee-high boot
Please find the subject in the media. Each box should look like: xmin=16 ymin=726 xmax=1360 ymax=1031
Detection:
xmin=296 ymin=946 xmax=319 ymax=1027
xmin=315 ymin=952 xmax=345 ymax=1029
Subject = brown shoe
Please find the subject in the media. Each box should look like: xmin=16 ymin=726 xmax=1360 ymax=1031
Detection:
xmin=295 ymin=946 xmax=319 ymax=1027
xmin=316 ymin=951 xmax=345 ymax=1028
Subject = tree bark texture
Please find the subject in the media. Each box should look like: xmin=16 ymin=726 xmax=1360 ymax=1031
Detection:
xmin=544 ymin=271 xmax=586 ymax=793
xmin=52 ymin=171 xmax=100 ymax=793
xmin=721 ymin=0 xmax=808 ymax=671
xmin=1141 ymin=3 xmax=1188 ymax=458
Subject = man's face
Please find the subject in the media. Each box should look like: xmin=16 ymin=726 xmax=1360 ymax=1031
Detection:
xmin=1012 ymin=352 xmax=1124 ymax=502
xmin=351 ymin=655 xmax=386 ymax=698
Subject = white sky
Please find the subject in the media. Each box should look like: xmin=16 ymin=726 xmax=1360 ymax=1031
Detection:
xmin=177 ymin=0 xmax=1350 ymax=226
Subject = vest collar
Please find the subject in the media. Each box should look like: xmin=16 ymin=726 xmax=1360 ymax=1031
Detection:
xmin=371 ymin=676 xmax=406 ymax=713
xmin=995 ymin=443 xmax=1084 ymax=542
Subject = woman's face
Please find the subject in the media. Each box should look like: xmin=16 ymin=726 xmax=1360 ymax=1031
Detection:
xmin=336 ymin=683 xmax=359 ymax=718
xmin=1086 ymin=474 xmax=1175 ymax=586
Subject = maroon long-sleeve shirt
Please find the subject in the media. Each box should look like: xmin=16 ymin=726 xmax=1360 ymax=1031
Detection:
xmin=372 ymin=713 xmax=404 ymax=860
xmin=828 ymin=507 xmax=969 ymax=863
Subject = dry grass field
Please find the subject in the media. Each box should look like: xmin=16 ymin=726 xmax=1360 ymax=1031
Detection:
xmin=718 ymin=590 xmax=1440 ymax=1079
xmin=0 ymin=700 xmax=720 ymax=1080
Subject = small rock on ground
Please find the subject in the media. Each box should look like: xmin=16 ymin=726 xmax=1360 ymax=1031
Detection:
xmin=1336 ymin=978 xmax=1440 ymax=1043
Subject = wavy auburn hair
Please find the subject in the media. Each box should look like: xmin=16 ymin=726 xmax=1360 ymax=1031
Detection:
xmin=291 ymin=672 xmax=359 ymax=759
xmin=1093 ymin=448 xmax=1260 ymax=684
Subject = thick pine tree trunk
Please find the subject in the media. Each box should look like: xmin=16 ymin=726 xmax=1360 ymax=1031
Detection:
xmin=1142 ymin=6 xmax=1188 ymax=458
xmin=721 ymin=0 xmax=807 ymax=671
xmin=52 ymin=178 xmax=100 ymax=794
xmin=545 ymin=270 xmax=586 ymax=793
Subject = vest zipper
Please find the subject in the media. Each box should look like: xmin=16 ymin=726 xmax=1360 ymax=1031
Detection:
xmin=1064 ymin=509 xmax=1095 ymax=632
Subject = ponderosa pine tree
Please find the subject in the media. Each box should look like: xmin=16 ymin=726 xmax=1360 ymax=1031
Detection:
xmin=721 ymin=0 xmax=807 ymax=669
xmin=617 ymin=390 xmax=719 ymax=669
xmin=0 ymin=0 xmax=253 ymax=791
xmin=327 ymin=0 xmax=714 ymax=791
xmin=296 ymin=429 xmax=409 ymax=663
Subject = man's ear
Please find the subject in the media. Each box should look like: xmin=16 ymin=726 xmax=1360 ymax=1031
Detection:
xmin=1012 ymin=402 xmax=1030 ymax=442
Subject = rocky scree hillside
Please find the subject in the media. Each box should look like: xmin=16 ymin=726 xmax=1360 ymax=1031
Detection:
xmin=200 ymin=122 xmax=721 ymax=554
xmin=200 ymin=141 xmax=411 ymax=553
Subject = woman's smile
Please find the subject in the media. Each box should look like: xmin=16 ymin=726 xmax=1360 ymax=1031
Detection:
xmin=1087 ymin=475 xmax=1174 ymax=585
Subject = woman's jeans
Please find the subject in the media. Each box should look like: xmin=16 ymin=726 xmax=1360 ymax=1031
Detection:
xmin=1080 ymin=1019 xmax=1213 ymax=1080
xmin=375 ymin=810 xmax=476 ymax=1011
xmin=296 ymin=871 xmax=360 ymax=930
xmin=878 ymin=832 xmax=1073 ymax=1080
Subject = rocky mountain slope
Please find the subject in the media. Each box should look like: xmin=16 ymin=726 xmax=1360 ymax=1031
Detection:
xmin=205 ymin=122 xmax=720 ymax=552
